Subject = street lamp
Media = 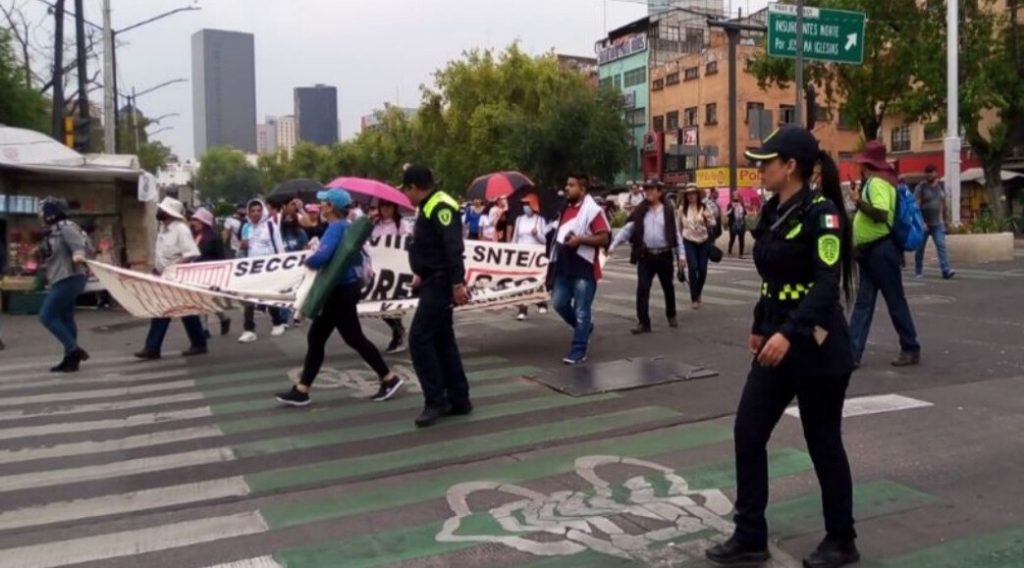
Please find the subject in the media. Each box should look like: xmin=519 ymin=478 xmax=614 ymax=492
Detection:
xmin=123 ymin=78 xmax=187 ymax=153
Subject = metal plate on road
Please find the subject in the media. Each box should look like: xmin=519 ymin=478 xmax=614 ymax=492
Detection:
xmin=767 ymin=3 xmax=866 ymax=65
xmin=530 ymin=358 xmax=718 ymax=397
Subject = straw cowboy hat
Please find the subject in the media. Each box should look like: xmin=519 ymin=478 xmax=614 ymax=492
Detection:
xmin=854 ymin=140 xmax=895 ymax=172
xmin=680 ymin=183 xmax=702 ymax=193
xmin=157 ymin=196 xmax=186 ymax=220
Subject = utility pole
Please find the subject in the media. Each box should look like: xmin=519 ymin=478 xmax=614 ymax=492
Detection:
xmin=102 ymin=0 xmax=115 ymax=153
xmin=708 ymin=17 xmax=767 ymax=199
xmin=73 ymin=0 xmax=89 ymax=152
xmin=50 ymin=0 xmax=66 ymax=142
xmin=794 ymin=0 xmax=805 ymax=127
xmin=945 ymin=0 xmax=961 ymax=227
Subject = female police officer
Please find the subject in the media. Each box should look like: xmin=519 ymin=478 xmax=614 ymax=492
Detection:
xmin=705 ymin=126 xmax=858 ymax=568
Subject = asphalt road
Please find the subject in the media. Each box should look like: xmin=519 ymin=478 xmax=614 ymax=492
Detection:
xmin=0 ymin=246 xmax=1022 ymax=568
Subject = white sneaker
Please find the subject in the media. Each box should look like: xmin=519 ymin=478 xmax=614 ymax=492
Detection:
xmin=238 ymin=331 xmax=258 ymax=343
xmin=271 ymin=325 xmax=287 ymax=337
xmin=516 ymin=312 xmax=527 ymax=321
xmin=538 ymin=306 xmax=548 ymax=315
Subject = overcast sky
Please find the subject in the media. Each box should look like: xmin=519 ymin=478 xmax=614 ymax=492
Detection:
xmin=55 ymin=0 xmax=767 ymax=160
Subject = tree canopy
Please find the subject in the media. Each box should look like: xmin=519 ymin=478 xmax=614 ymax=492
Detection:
xmin=195 ymin=146 xmax=261 ymax=204
xmin=0 ymin=30 xmax=48 ymax=132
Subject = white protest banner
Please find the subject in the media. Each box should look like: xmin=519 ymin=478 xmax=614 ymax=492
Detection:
xmin=88 ymin=237 xmax=550 ymax=319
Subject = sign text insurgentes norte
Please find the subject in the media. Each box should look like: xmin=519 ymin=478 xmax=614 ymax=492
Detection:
xmin=767 ymin=3 xmax=866 ymax=65
xmin=597 ymin=33 xmax=648 ymax=65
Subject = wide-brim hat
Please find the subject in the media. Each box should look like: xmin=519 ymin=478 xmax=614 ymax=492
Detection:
xmin=157 ymin=196 xmax=186 ymax=220
xmin=854 ymin=140 xmax=895 ymax=172
xmin=191 ymin=207 xmax=215 ymax=228
xmin=680 ymin=183 xmax=701 ymax=193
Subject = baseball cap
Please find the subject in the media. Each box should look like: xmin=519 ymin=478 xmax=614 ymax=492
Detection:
xmin=402 ymin=165 xmax=434 ymax=189
xmin=316 ymin=188 xmax=353 ymax=210
xmin=745 ymin=125 xmax=820 ymax=165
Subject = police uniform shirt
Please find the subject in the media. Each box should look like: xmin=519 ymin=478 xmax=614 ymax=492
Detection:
xmin=410 ymin=190 xmax=466 ymax=286
xmin=751 ymin=188 xmax=853 ymax=375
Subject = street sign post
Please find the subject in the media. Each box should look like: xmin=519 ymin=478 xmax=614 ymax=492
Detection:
xmin=767 ymin=3 xmax=866 ymax=65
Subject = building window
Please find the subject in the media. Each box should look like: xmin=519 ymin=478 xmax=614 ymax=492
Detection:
xmin=684 ymin=67 xmax=699 ymax=81
xmin=891 ymin=125 xmax=912 ymax=152
xmin=684 ymin=106 xmax=699 ymax=126
xmin=705 ymin=61 xmax=719 ymax=75
xmin=652 ymin=78 xmax=665 ymax=91
xmin=746 ymin=102 xmax=764 ymax=124
xmin=599 ymin=76 xmax=613 ymax=90
xmin=814 ymin=105 xmax=831 ymax=123
xmin=838 ymin=106 xmax=858 ymax=130
xmin=667 ymin=111 xmax=680 ymax=130
xmin=623 ymin=66 xmax=647 ymax=88
xmin=665 ymin=72 xmax=680 ymax=86
xmin=626 ymin=108 xmax=647 ymax=127
xmin=662 ymin=25 xmax=681 ymax=41
xmin=653 ymin=115 xmax=665 ymax=132
xmin=706 ymin=103 xmax=718 ymax=125
xmin=924 ymin=120 xmax=944 ymax=140
xmin=780 ymin=105 xmax=797 ymax=125
xmin=613 ymin=74 xmax=622 ymax=90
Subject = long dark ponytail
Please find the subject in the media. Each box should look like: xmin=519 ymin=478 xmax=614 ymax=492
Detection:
xmin=813 ymin=150 xmax=852 ymax=303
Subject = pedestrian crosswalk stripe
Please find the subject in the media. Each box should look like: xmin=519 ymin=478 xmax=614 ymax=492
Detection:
xmin=245 ymin=407 xmax=680 ymax=494
xmin=601 ymin=291 xmax=745 ymax=308
xmin=204 ymin=557 xmax=285 ymax=568
xmin=0 ymin=511 xmax=270 ymax=568
xmin=0 ymin=405 xmax=215 ymax=442
xmin=0 ymin=356 xmax=187 ymax=384
xmin=0 ymin=424 xmax=226 ymax=465
xmin=0 ymin=367 xmax=191 ymax=393
xmin=785 ymin=394 xmax=932 ymax=419
xmin=232 ymin=393 xmax=619 ymax=458
xmin=0 ymin=378 xmax=199 ymax=407
xmin=0 ymin=390 xmax=210 ymax=420
xmin=879 ymin=525 xmax=1024 ymax=567
xmin=0 ymin=476 xmax=252 ymax=532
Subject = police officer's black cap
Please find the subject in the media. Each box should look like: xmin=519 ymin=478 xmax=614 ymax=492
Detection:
xmin=745 ymin=125 xmax=820 ymax=165
xmin=402 ymin=165 xmax=434 ymax=189
xmin=642 ymin=178 xmax=664 ymax=189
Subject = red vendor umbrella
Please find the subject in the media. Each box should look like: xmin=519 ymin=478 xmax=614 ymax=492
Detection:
xmin=466 ymin=171 xmax=534 ymax=202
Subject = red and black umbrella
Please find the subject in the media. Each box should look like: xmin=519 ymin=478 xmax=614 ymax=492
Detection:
xmin=466 ymin=171 xmax=535 ymax=202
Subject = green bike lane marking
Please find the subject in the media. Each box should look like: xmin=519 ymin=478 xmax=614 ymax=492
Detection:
xmin=878 ymin=525 xmax=1024 ymax=568
xmin=232 ymin=392 xmax=620 ymax=458
xmin=261 ymin=422 xmax=736 ymax=529
xmin=246 ymin=406 xmax=681 ymax=494
xmin=197 ymin=366 xmax=536 ymax=415
xmin=268 ymin=446 xmax=813 ymax=568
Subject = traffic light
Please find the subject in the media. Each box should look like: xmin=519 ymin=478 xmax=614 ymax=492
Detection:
xmin=73 ymin=116 xmax=91 ymax=153
xmin=805 ymin=84 xmax=818 ymax=131
xmin=63 ymin=116 xmax=74 ymax=148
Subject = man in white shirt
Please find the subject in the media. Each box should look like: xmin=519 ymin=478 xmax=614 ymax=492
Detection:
xmin=609 ymin=179 xmax=680 ymax=334
xmin=626 ymin=182 xmax=645 ymax=211
xmin=135 ymin=197 xmax=208 ymax=360
xmin=222 ymin=203 xmax=246 ymax=258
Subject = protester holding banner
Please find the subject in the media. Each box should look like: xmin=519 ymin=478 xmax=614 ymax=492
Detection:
xmin=549 ymin=172 xmax=611 ymax=365
xmin=134 ymin=197 xmax=208 ymax=360
xmin=190 ymin=207 xmax=231 ymax=337
xmin=402 ymin=165 xmax=472 ymax=427
xmin=38 ymin=198 xmax=91 ymax=372
xmin=237 ymin=199 xmax=289 ymax=343
xmin=372 ymin=201 xmax=410 ymax=353
xmin=276 ymin=188 xmax=405 ymax=407
xmin=512 ymin=194 xmax=549 ymax=320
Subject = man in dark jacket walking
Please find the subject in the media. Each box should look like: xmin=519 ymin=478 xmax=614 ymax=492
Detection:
xmin=609 ymin=178 xmax=680 ymax=334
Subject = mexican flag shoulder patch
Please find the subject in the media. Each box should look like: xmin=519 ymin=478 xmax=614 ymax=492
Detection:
xmin=821 ymin=213 xmax=840 ymax=230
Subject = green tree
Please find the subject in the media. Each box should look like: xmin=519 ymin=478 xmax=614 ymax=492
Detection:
xmin=195 ymin=146 xmax=261 ymax=204
xmin=137 ymin=141 xmax=171 ymax=174
xmin=749 ymin=0 xmax=939 ymax=141
xmin=0 ymin=30 xmax=47 ymax=132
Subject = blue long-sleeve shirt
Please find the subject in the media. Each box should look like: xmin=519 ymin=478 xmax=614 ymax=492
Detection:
xmin=305 ymin=220 xmax=360 ymax=285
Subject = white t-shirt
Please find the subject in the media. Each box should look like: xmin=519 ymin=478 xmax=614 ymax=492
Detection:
xmin=479 ymin=213 xmax=496 ymax=241
xmin=154 ymin=220 xmax=200 ymax=274
xmin=223 ymin=217 xmax=242 ymax=251
xmin=513 ymin=215 xmax=547 ymax=245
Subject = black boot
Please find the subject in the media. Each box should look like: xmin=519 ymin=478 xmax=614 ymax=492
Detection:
xmin=803 ymin=537 xmax=860 ymax=568
xmin=50 ymin=355 xmax=71 ymax=373
xmin=53 ymin=348 xmax=87 ymax=373
xmin=706 ymin=536 xmax=771 ymax=566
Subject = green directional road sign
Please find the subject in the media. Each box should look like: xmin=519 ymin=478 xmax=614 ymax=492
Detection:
xmin=767 ymin=3 xmax=866 ymax=65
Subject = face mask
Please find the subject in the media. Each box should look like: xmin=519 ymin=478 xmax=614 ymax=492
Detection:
xmin=522 ymin=205 xmax=533 ymax=216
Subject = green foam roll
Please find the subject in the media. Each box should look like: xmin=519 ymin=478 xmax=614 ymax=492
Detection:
xmin=300 ymin=217 xmax=373 ymax=319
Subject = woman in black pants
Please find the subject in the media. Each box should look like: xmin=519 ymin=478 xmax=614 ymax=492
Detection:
xmin=275 ymin=188 xmax=405 ymax=407
xmin=725 ymin=195 xmax=748 ymax=258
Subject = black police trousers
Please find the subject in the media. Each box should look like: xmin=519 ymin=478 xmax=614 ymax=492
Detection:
xmin=409 ymin=278 xmax=470 ymax=410
xmin=732 ymin=360 xmax=855 ymax=547
xmin=636 ymin=251 xmax=676 ymax=328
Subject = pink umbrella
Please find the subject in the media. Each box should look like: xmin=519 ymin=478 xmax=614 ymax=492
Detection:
xmin=325 ymin=177 xmax=414 ymax=211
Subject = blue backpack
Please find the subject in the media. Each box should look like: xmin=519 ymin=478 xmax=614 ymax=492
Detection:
xmin=867 ymin=179 xmax=925 ymax=252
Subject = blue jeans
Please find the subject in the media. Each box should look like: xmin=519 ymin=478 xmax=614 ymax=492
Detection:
xmin=914 ymin=224 xmax=952 ymax=276
xmin=849 ymin=239 xmax=920 ymax=361
xmin=551 ymin=276 xmax=597 ymax=350
xmin=683 ymin=239 xmax=711 ymax=303
xmin=39 ymin=274 xmax=86 ymax=355
xmin=144 ymin=316 xmax=207 ymax=354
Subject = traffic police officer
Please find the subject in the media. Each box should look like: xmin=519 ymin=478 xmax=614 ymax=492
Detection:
xmin=706 ymin=126 xmax=859 ymax=568
xmin=402 ymin=165 xmax=472 ymax=427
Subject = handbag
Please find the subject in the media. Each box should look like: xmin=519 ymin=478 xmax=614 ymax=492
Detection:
xmin=708 ymin=245 xmax=724 ymax=263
